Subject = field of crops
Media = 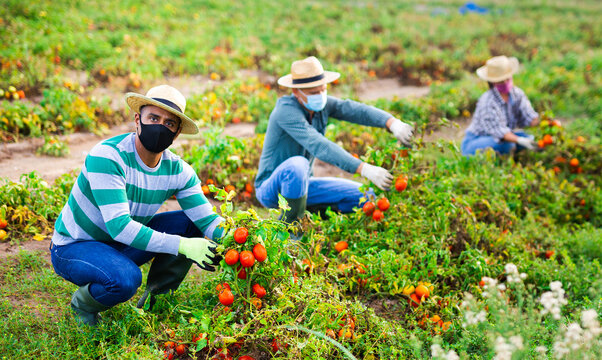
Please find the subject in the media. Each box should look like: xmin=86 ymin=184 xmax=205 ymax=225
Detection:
xmin=0 ymin=1 xmax=601 ymax=359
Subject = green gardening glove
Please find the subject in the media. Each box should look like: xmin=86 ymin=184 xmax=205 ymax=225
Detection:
xmin=178 ymin=237 xmax=222 ymax=271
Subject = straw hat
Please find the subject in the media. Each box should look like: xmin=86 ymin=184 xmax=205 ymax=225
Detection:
xmin=125 ymin=85 xmax=198 ymax=134
xmin=476 ymin=56 xmax=519 ymax=83
xmin=277 ymin=56 xmax=340 ymax=88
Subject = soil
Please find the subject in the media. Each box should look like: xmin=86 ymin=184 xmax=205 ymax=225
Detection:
xmin=356 ymin=78 xmax=430 ymax=102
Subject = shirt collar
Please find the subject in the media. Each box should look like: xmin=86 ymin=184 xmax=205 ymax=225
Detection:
xmin=492 ymin=87 xmax=514 ymax=105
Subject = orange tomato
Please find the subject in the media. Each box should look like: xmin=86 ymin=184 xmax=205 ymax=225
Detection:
xmin=335 ymin=241 xmax=348 ymax=253
xmin=543 ymin=134 xmax=553 ymax=145
xmin=0 ymin=218 xmax=7 ymax=229
xmin=250 ymin=297 xmax=262 ymax=309
xmin=414 ymin=284 xmax=430 ymax=299
xmin=569 ymin=158 xmax=579 ymax=167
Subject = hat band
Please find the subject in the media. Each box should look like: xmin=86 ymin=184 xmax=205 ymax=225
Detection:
xmin=152 ymin=98 xmax=182 ymax=113
xmin=292 ymin=73 xmax=325 ymax=84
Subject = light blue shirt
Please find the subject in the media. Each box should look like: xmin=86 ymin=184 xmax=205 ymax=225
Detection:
xmin=255 ymin=95 xmax=392 ymax=188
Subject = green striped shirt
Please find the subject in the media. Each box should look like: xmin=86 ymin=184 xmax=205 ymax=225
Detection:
xmin=52 ymin=133 xmax=223 ymax=255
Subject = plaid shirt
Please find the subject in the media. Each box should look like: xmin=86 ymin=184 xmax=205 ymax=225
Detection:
xmin=466 ymin=87 xmax=538 ymax=140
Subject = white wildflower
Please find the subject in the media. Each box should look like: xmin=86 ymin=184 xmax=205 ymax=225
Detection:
xmin=540 ymin=281 xmax=568 ymax=320
xmin=463 ymin=310 xmax=487 ymax=327
xmin=535 ymin=346 xmax=547 ymax=355
xmin=505 ymin=263 xmax=526 ymax=283
xmin=509 ymin=335 xmax=524 ymax=350
xmin=581 ymin=309 xmax=600 ymax=330
xmin=498 ymin=284 xmax=507 ymax=291
xmin=431 ymin=344 xmax=459 ymax=360
xmin=550 ymin=281 xmax=563 ymax=291
xmin=493 ymin=336 xmax=514 ymax=360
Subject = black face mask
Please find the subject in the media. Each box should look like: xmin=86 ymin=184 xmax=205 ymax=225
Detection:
xmin=137 ymin=120 xmax=177 ymax=153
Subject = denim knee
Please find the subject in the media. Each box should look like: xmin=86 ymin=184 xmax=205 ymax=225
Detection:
xmin=280 ymin=156 xmax=310 ymax=198
xmin=282 ymin=156 xmax=310 ymax=180
xmin=93 ymin=266 xmax=142 ymax=305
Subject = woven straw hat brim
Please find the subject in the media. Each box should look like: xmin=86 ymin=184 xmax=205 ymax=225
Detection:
xmin=476 ymin=57 xmax=519 ymax=83
xmin=125 ymin=93 xmax=198 ymax=135
xmin=277 ymin=71 xmax=340 ymax=88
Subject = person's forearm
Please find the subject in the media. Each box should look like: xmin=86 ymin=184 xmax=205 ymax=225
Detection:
xmin=356 ymin=162 xmax=364 ymax=174
xmin=385 ymin=117 xmax=395 ymax=130
xmin=503 ymin=132 xmax=519 ymax=143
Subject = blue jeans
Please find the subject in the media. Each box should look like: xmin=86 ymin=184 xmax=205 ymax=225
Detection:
xmin=255 ymin=156 xmax=374 ymax=213
xmin=461 ymin=130 xmax=532 ymax=156
xmin=50 ymin=211 xmax=202 ymax=307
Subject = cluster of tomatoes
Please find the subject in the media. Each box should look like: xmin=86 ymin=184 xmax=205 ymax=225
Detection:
xmin=551 ymin=155 xmax=583 ymax=175
xmin=0 ymin=218 xmax=8 ymax=241
xmin=162 ymin=332 xmax=207 ymax=359
xmin=361 ymin=196 xmax=390 ymax=222
xmin=202 ymin=179 xmax=255 ymax=203
xmin=325 ymin=314 xmax=358 ymax=341
xmin=219 ymin=227 xmax=268 ymax=310
xmin=0 ymin=85 xmax=25 ymax=100
xmin=162 ymin=331 xmax=258 ymax=359
xmin=402 ymin=282 xmax=433 ymax=309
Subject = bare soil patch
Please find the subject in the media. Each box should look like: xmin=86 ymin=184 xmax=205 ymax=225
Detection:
xmin=357 ymin=78 xmax=430 ymax=102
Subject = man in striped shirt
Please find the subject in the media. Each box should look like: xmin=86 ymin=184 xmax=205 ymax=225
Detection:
xmin=50 ymin=85 xmax=225 ymax=326
xmin=462 ymin=56 xmax=540 ymax=156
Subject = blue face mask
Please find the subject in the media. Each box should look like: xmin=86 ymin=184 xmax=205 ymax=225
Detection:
xmin=298 ymin=89 xmax=327 ymax=112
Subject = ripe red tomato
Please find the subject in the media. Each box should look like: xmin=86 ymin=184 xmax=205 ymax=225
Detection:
xmin=395 ymin=176 xmax=408 ymax=192
xmin=219 ymin=289 xmax=234 ymax=306
xmin=224 ymin=249 xmax=239 ymax=265
xmin=216 ymin=282 xmax=231 ymax=293
xmin=376 ymin=197 xmax=390 ymax=212
xmin=252 ymin=243 xmax=267 ymax=262
xmin=372 ymin=209 xmax=384 ymax=221
xmin=240 ymin=251 xmax=255 ymax=268
xmin=239 ymin=356 xmax=256 ymax=360
xmin=234 ymin=227 xmax=249 ymax=244
xmin=175 ymin=344 xmax=187 ymax=355
xmin=164 ymin=341 xmax=175 ymax=349
xmin=545 ymin=250 xmax=555 ymax=259
xmin=0 ymin=218 xmax=7 ymax=229
xmin=252 ymin=283 xmax=266 ymax=298
xmin=362 ymin=201 xmax=375 ymax=216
